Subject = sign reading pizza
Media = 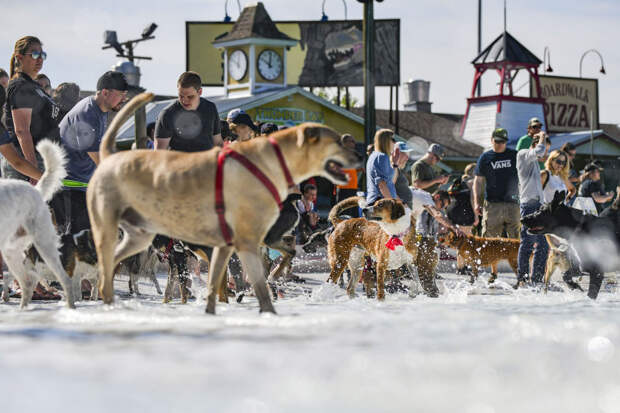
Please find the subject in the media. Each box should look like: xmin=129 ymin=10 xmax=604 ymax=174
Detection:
xmin=531 ymin=75 xmax=599 ymax=132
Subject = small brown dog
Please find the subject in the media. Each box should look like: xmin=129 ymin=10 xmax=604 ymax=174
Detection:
xmin=326 ymin=197 xmax=418 ymax=300
xmin=438 ymin=230 xmax=519 ymax=284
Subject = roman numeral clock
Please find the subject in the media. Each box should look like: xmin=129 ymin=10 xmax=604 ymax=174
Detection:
xmin=212 ymin=3 xmax=297 ymax=96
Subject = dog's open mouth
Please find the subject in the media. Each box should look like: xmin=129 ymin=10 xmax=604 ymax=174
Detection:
xmin=325 ymin=160 xmax=347 ymax=182
xmin=527 ymin=226 xmax=545 ymax=234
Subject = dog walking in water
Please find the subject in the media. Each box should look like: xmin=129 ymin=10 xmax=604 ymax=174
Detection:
xmin=0 ymin=140 xmax=76 ymax=309
xmin=87 ymin=92 xmax=360 ymax=314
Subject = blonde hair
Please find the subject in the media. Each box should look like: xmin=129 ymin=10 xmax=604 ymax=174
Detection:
xmin=544 ymin=150 xmax=569 ymax=181
xmin=373 ymin=129 xmax=394 ymax=155
xmin=10 ymin=36 xmax=42 ymax=78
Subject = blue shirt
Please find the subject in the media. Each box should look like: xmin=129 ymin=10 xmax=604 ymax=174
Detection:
xmin=366 ymin=151 xmax=396 ymax=204
xmin=59 ymin=96 xmax=107 ymax=190
xmin=475 ymin=148 xmax=519 ymax=203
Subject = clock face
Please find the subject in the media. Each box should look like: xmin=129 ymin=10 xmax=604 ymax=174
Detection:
xmin=228 ymin=49 xmax=247 ymax=81
xmin=258 ymin=49 xmax=282 ymax=81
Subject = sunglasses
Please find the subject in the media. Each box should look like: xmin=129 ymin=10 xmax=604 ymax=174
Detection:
xmin=24 ymin=51 xmax=47 ymax=60
xmin=492 ymin=139 xmax=507 ymax=144
xmin=554 ymin=159 xmax=567 ymax=166
xmin=530 ymin=124 xmax=542 ymax=129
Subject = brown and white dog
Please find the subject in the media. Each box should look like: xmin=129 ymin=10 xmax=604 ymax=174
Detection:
xmin=86 ymin=93 xmax=360 ymax=314
xmin=437 ymin=230 xmax=519 ymax=284
xmin=326 ymin=196 xmax=418 ymax=300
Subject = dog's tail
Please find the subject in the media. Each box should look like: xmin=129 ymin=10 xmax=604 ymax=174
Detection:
xmin=328 ymin=196 xmax=364 ymax=225
xmin=99 ymin=92 xmax=155 ymax=160
xmin=35 ymin=140 xmax=67 ymax=202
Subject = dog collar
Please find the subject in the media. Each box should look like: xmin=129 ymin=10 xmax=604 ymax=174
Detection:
xmin=385 ymin=228 xmax=410 ymax=251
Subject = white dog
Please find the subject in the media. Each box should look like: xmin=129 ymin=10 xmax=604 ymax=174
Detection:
xmin=0 ymin=140 xmax=76 ymax=309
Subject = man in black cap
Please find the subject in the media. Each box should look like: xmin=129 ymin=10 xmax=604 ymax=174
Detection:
xmin=155 ymin=71 xmax=222 ymax=151
xmin=54 ymin=70 xmax=129 ymax=234
xmin=579 ymin=162 xmax=614 ymax=213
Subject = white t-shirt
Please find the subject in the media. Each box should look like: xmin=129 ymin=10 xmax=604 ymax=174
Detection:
xmin=410 ymin=188 xmax=435 ymax=220
xmin=543 ymin=173 xmax=567 ymax=204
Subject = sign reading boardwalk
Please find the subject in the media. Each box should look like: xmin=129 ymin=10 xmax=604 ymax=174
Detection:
xmin=531 ymin=75 xmax=599 ymax=133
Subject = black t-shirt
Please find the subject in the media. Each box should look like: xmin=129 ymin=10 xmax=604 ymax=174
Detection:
xmin=475 ymin=148 xmax=519 ymax=203
xmin=4 ymin=72 xmax=61 ymax=144
xmin=154 ymin=98 xmax=221 ymax=153
xmin=579 ymin=179 xmax=606 ymax=212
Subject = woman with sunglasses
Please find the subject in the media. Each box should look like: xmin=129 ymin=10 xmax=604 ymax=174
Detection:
xmin=541 ymin=150 xmax=575 ymax=204
xmin=2 ymin=36 xmax=61 ymax=184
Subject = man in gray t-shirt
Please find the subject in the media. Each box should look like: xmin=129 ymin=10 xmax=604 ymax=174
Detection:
xmin=515 ymin=132 xmax=550 ymax=287
xmin=54 ymin=71 xmax=128 ymax=234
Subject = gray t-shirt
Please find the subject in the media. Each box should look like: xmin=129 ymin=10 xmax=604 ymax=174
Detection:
xmin=516 ymin=143 xmax=547 ymax=204
xmin=59 ymin=96 xmax=107 ymax=190
xmin=394 ymin=168 xmax=412 ymax=208
xmin=155 ymin=97 xmax=221 ymax=153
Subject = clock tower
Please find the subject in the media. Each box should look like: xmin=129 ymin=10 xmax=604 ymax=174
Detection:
xmin=212 ymin=2 xmax=297 ymax=96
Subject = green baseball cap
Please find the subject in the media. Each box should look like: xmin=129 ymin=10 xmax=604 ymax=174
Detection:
xmin=492 ymin=128 xmax=508 ymax=141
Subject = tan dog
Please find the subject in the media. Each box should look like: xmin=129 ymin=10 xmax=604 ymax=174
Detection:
xmin=87 ymin=93 xmax=359 ymax=314
xmin=544 ymin=234 xmax=584 ymax=293
xmin=326 ymin=197 xmax=417 ymax=300
xmin=437 ymin=230 xmax=519 ymax=284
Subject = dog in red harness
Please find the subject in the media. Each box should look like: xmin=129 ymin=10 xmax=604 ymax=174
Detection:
xmin=87 ymin=93 xmax=361 ymax=314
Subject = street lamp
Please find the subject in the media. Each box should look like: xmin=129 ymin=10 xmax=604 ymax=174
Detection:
xmin=321 ymin=0 xmax=349 ymax=21
xmin=579 ymin=49 xmax=606 ymax=78
xmin=543 ymin=46 xmax=553 ymax=73
xmin=356 ymin=0 xmax=384 ymax=161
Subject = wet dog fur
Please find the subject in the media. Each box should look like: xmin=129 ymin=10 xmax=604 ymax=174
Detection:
xmin=437 ymin=230 xmax=519 ymax=284
xmin=326 ymin=197 xmax=417 ymax=300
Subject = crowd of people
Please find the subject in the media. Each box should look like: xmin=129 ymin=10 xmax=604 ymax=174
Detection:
xmin=1 ymin=35 xmax=616 ymax=299
xmin=357 ymin=115 xmax=615 ymax=291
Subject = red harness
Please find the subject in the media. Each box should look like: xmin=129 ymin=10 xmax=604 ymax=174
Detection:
xmin=215 ymin=136 xmax=295 ymax=246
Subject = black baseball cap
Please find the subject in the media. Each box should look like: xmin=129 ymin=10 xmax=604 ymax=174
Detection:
xmin=260 ymin=122 xmax=279 ymax=135
xmin=97 ymin=71 xmax=129 ymax=91
xmin=230 ymin=112 xmax=258 ymax=133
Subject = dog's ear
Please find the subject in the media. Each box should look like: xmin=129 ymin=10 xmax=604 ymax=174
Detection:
xmin=297 ymin=124 xmax=321 ymax=148
xmin=552 ymin=190 xmax=565 ymax=209
xmin=546 ymin=234 xmax=562 ymax=249
xmin=390 ymin=202 xmax=406 ymax=221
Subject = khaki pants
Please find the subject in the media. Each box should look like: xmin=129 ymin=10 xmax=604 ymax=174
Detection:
xmin=482 ymin=201 xmax=520 ymax=239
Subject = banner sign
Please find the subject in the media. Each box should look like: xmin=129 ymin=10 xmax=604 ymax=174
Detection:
xmin=253 ymin=107 xmax=324 ymax=126
xmin=531 ymin=75 xmax=599 ymax=132
xmin=186 ymin=20 xmax=400 ymax=87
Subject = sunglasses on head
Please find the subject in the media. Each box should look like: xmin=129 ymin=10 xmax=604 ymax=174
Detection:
xmin=24 ymin=51 xmax=47 ymax=60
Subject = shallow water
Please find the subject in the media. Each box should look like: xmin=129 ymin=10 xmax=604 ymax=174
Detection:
xmin=1 ymin=270 xmax=619 ymax=413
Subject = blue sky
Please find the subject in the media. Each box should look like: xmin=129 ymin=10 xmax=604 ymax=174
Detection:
xmin=1 ymin=0 xmax=618 ymax=123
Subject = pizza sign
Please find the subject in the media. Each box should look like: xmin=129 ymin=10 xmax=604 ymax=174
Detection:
xmin=532 ymin=75 xmax=599 ymax=132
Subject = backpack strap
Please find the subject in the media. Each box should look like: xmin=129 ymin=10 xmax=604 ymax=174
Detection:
xmin=541 ymin=170 xmax=550 ymax=190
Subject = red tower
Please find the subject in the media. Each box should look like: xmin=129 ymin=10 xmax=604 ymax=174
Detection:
xmin=461 ymin=31 xmax=545 ymax=147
